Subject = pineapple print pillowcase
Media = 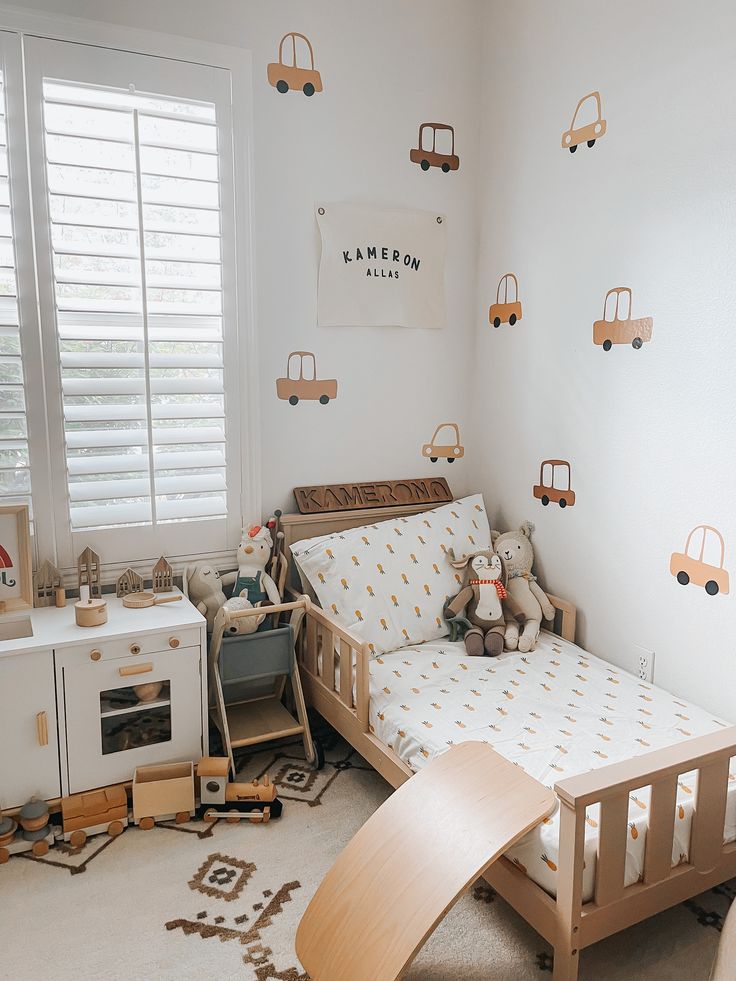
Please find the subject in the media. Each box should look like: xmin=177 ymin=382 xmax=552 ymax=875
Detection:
xmin=290 ymin=494 xmax=491 ymax=656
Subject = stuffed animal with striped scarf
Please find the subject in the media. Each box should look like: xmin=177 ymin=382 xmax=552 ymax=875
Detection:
xmin=444 ymin=550 xmax=510 ymax=657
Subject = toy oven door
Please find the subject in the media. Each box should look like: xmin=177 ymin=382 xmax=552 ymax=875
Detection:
xmin=63 ymin=647 xmax=202 ymax=793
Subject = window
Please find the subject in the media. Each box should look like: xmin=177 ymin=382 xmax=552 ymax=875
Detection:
xmin=1 ymin=32 xmax=246 ymax=568
xmin=0 ymin=66 xmax=30 ymax=511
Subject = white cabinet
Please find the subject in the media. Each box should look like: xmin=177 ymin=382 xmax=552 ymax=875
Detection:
xmin=61 ymin=644 xmax=203 ymax=793
xmin=0 ymin=590 xmax=207 ymax=804
xmin=0 ymin=649 xmax=60 ymax=808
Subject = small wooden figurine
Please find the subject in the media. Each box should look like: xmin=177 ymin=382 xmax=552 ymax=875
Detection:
xmin=61 ymin=786 xmax=128 ymax=847
xmin=116 ymin=567 xmax=144 ymax=598
xmin=77 ymin=547 xmax=102 ymax=599
xmin=33 ymin=559 xmax=64 ymax=608
xmin=152 ymin=556 xmax=173 ymax=593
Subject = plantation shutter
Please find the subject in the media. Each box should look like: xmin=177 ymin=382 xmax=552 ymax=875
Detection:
xmin=0 ymin=67 xmax=30 ymax=511
xmin=23 ymin=37 xmax=242 ymax=564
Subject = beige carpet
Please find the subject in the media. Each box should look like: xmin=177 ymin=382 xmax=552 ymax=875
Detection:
xmin=2 ymin=725 xmax=733 ymax=981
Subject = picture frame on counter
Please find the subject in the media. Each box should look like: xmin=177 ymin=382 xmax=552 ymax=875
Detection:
xmin=0 ymin=503 xmax=33 ymax=613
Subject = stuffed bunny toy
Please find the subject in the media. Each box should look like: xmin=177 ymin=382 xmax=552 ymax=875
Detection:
xmin=212 ymin=595 xmax=266 ymax=639
xmin=491 ymin=522 xmax=554 ymax=653
xmin=232 ymin=525 xmax=282 ymax=614
xmin=445 ymin=549 xmax=509 ymax=656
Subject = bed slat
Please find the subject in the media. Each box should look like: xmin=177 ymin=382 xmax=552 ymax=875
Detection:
xmin=339 ymin=639 xmax=353 ymax=708
xmin=306 ymin=614 xmax=318 ymax=676
xmin=322 ymin=626 xmax=335 ymax=692
xmin=595 ymin=795 xmax=629 ymax=906
xmin=690 ymin=759 xmax=730 ymax=873
xmin=643 ymin=775 xmax=678 ymax=884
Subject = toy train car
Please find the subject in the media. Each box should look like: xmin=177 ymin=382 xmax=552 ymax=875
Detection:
xmin=132 ymin=761 xmax=196 ymax=829
xmin=196 ymin=757 xmax=283 ymax=823
xmin=0 ymin=799 xmax=57 ymax=863
xmin=61 ymin=786 xmax=129 ymax=846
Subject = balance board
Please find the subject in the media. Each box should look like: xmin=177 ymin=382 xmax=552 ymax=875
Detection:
xmin=296 ymin=741 xmax=557 ymax=981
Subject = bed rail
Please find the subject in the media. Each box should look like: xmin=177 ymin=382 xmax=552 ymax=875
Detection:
xmin=296 ymin=601 xmax=371 ymax=728
xmin=552 ymin=724 xmax=736 ymax=969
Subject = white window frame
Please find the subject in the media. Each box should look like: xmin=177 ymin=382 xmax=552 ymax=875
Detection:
xmin=0 ymin=6 xmax=261 ymax=577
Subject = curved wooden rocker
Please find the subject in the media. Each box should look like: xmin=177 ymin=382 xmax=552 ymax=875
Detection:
xmin=296 ymin=741 xmax=556 ymax=981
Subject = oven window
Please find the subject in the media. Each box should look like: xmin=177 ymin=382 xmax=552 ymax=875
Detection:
xmin=100 ymin=681 xmax=172 ymax=754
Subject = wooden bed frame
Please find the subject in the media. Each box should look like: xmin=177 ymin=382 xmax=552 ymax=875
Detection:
xmin=280 ymin=504 xmax=736 ymax=981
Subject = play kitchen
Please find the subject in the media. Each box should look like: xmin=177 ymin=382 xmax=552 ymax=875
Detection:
xmin=0 ymin=544 xmax=207 ymax=810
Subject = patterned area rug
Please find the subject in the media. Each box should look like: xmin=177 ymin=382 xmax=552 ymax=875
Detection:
xmin=2 ymin=724 xmax=733 ymax=981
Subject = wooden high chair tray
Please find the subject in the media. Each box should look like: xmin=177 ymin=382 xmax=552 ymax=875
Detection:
xmin=296 ymin=741 xmax=556 ymax=981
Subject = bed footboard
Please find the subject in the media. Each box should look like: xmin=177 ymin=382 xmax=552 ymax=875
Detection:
xmin=550 ymin=725 xmax=736 ymax=980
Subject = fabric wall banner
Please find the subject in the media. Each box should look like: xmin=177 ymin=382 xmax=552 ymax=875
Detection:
xmin=316 ymin=203 xmax=446 ymax=328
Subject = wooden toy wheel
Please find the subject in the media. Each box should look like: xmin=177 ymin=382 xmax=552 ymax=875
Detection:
xmin=139 ymin=817 xmax=155 ymax=830
xmin=70 ymin=830 xmax=87 ymax=848
xmin=0 ymin=847 xmax=9 ymax=864
xmin=226 ymin=810 xmax=240 ymax=824
xmin=175 ymin=811 xmax=190 ymax=825
xmin=108 ymin=821 xmax=124 ymax=837
xmin=203 ymin=811 xmax=219 ymax=824
xmin=310 ymin=736 xmax=325 ymax=771
xmin=32 ymin=839 xmax=49 ymax=857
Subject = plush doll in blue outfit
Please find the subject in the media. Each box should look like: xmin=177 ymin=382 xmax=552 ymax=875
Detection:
xmin=232 ymin=525 xmax=282 ymax=621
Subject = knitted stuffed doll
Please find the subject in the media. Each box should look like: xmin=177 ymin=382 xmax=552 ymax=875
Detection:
xmin=492 ymin=522 xmax=555 ymax=653
xmin=231 ymin=525 xmax=281 ymax=631
xmin=444 ymin=549 xmax=509 ymax=656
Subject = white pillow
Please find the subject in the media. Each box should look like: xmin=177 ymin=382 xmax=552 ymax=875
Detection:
xmin=290 ymin=494 xmax=491 ymax=655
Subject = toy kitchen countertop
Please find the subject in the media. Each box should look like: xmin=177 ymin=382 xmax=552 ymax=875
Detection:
xmin=0 ymin=587 xmax=205 ymax=659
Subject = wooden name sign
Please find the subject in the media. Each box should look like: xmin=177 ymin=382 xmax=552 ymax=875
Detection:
xmin=294 ymin=478 xmax=453 ymax=515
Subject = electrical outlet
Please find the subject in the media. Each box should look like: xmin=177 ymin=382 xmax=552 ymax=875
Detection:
xmin=635 ymin=645 xmax=655 ymax=683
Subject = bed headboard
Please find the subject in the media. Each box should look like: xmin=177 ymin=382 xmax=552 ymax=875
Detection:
xmin=279 ymin=505 xmax=577 ymax=644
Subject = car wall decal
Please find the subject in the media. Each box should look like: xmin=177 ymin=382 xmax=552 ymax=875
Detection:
xmin=276 ymin=351 xmax=337 ymax=405
xmin=670 ymin=526 xmax=730 ymax=597
xmin=422 ymin=423 xmax=464 ymax=464
xmin=533 ymin=460 xmax=575 ymax=509
xmin=410 ymin=123 xmax=459 ymax=173
xmin=489 ymin=273 xmax=522 ymax=329
xmin=267 ymin=32 xmax=323 ymax=97
xmin=562 ymin=91 xmax=606 ymax=152
xmin=593 ymin=287 xmax=653 ymax=351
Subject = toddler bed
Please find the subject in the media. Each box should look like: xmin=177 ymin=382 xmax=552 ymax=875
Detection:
xmin=279 ymin=497 xmax=736 ymax=981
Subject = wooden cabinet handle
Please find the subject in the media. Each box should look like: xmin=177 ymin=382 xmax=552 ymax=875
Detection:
xmin=90 ymin=649 xmax=102 ymax=662
xmin=36 ymin=711 xmax=48 ymax=747
xmin=169 ymin=636 xmax=180 ymax=648
xmin=129 ymin=643 xmax=141 ymax=655
xmin=119 ymin=663 xmax=153 ymax=677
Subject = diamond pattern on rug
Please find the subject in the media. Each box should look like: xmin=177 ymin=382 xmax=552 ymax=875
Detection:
xmin=189 ymin=852 xmax=256 ymax=902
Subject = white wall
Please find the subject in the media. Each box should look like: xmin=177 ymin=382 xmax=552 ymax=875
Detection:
xmin=17 ymin=0 xmax=482 ymax=514
xmin=15 ymin=0 xmax=736 ymax=718
xmin=472 ymin=0 xmax=736 ymax=718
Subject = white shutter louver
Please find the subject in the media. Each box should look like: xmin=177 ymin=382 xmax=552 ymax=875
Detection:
xmin=0 ymin=70 xmax=32 ymax=512
xmin=41 ymin=80 xmax=227 ymax=530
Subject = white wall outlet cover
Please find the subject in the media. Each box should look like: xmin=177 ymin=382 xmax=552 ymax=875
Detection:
xmin=634 ymin=645 xmax=655 ymax=683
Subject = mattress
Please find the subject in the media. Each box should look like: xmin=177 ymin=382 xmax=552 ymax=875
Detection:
xmin=367 ymin=631 xmax=736 ymax=901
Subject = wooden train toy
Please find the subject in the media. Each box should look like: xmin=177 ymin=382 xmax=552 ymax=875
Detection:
xmin=0 ymin=756 xmax=283 ymax=863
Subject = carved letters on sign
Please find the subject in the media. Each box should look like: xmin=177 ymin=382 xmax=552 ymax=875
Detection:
xmin=293 ymin=478 xmax=453 ymax=515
